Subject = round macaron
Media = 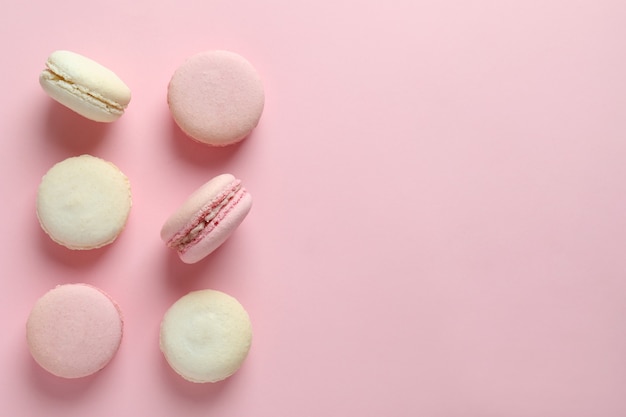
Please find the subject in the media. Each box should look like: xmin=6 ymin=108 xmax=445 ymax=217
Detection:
xmin=36 ymin=154 xmax=132 ymax=250
xmin=160 ymin=173 xmax=252 ymax=264
xmin=160 ymin=289 xmax=252 ymax=383
xmin=39 ymin=50 xmax=131 ymax=122
xmin=167 ymin=50 xmax=265 ymax=146
xmin=26 ymin=284 xmax=124 ymax=379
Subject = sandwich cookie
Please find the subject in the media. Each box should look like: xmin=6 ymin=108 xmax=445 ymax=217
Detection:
xmin=39 ymin=50 xmax=131 ymax=122
xmin=160 ymin=289 xmax=252 ymax=383
xmin=167 ymin=50 xmax=265 ymax=146
xmin=36 ymin=154 xmax=132 ymax=250
xmin=26 ymin=284 xmax=124 ymax=379
xmin=160 ymin=173 xmax=252 ymax=264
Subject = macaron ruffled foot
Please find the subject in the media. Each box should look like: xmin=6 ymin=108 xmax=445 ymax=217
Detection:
xmin=160 ymin=173 xmax=252 ymax=264
xmin=39 ymin=50 xmax=131 ymax=122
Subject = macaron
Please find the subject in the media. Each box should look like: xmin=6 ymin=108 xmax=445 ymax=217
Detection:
xmin=167 ymin=50 xmax=265 ymax=146
xmin=26 ymin=284 xmax=124 ymax=379
xmin=160 ymin=173 xmax=252 ymax=263
xmin=160 ymin=289 xmax=252 ymax=383
xmin=36 ymin=154 xmax=132 ymax=250
xmin=39 ymin=50 xmax=131 ymax=122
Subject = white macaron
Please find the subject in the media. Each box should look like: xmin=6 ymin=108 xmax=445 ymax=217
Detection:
xmin=160 ymin=289 xmax=253 ymax=383
xmin=36 ymin=154 xmax=132 ymax=250
xmin=39 ymin=50 xmax=131 ymax=122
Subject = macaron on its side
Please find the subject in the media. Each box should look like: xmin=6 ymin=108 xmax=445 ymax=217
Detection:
xmin=179 ymin=189 xmax=252 ymax=264
xmin=36 ymin=154 xmax=132 ymax=250
xmin=160 ymin=174 xmax=252 ymax=264
xmin=39 ymin=50 xmax=131 ymax=122
xmin=167 ymin=50 xmax=265 ymax=146
xmin=159 ymin=289 xmax=252 ymax=383
xmin=26 ymin=284 xmax=124 ymax=379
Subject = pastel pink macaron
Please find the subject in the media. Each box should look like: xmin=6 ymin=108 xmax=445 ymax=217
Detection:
xmin=26 ymin=284 xmax=123 ymax=379
xmin=160 ymin=174 xmax=252 ymax=264
xmin=167 ymin=50 xmax=265 ymax=146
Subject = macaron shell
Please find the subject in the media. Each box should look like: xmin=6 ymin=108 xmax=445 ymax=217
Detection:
xmin=39 ymin=72 xmax=124 ymax=122
xmin=36 ymin=155 xmax=132 ymax=250
xmin=180 ymin=190 xmax=252 ymax=264
xmin=160 ymin=289 xmax=252 ymax=383
xmin=160 ymin=173 xmax=237 ymax=243
xmin=40 ymin=50 xmax=131 ymax=122
xmin=167 ymin=50 xmax=265 ymax=146
xmin=26 ymin=284 xmax=124 ymax=379
xmin=46 ymin=50 xmax=131 ymax=107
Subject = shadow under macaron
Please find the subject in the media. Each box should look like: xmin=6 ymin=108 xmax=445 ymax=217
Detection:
xmin=166 ymin=111 xmax=252 ymax=170
xmin=43 ymin=101 xmax=113 ymax=153
xmin=27 ymin=352 xmax=102 ymax=398
xmin=36 ymin=224 xmax=116 ymax=270
xmin=160 ymin=229 xmax=249 ymax=293
xmin=161 ymin=245 xmax=223 ymax=293
xmin=158 ymin=352 xmax=235 ymax=401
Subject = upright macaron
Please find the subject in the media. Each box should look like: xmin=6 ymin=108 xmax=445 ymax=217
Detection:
xmin=167 ymin=50 xmax=265 ymax=146
xmin=160 ymin=289 xmax=252 ymax=383
xmin=40 ymin=50 xmax=131 ymax=122
xmin=36 ymin=154 xmax=132 ymax=250
xmin=160 ymin=174 xmax=252 ymax=264
xmin=26 ymin=284 xmax=124 ymax=379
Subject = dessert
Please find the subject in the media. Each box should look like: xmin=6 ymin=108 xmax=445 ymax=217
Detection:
xmin=26 ymin=284 xmax=124 ymax=379
xmin=160 ymin=173 xmax=252 ymax=263
xmin=160 ymin=289 xmax=252 ymax=383
xmin=39 ymin=50 xmax=131 ymax=122
xmin=167 ymin=50 xmax=265 ymax=146
xmin=36 ymin=154 xmax=132 ymax=249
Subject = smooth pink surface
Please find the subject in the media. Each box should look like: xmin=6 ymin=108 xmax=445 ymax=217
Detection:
xmin=1 ymin=0 xmax=626 ymax=416
xmin=176 ymin=190 xmax=252 ymax=264
xmin=167 ymin=50 xmax=264 ymax=146
xmin=26 ymin=284 xmax=123 ymax=379
xmin=161 ymin=174 xmax=253 ymax=264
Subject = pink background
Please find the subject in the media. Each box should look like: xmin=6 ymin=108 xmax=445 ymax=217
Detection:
xmin=1 ymin=0 xmax=626 ymax=415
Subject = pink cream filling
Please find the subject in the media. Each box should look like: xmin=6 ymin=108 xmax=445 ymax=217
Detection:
xmin=167 ymin=180 xmax=247 ymax=253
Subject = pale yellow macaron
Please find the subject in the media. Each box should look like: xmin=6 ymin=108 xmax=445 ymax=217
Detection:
xmin=160 ymin=289 xmax=252 ymax=383
xmin=36 ymin=154 xmax=132 ymax=250
xmin=39 ymin=50 xmax=131 ymax=122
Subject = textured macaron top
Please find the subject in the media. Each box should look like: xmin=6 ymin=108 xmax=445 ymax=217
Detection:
xmin=40 ymin=50 xmax=131 ymax=122
xmin=160 ymin=289 xmax=252 ymax=383
xmin=160 ymin=173 xmax=252 ymax=263
xmin=26 ymin=284 xmax=124 ymax=379
xmin=167 ymin=50 xmax=265 ymax=146
xmin=36 ymin=154 xmax=132 ymax=249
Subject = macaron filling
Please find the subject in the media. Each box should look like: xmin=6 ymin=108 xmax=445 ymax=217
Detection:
xmin=41 ymin=65 xmax=125 ymax=113
xmin=167 ymin=180 xmax=248 ymax=252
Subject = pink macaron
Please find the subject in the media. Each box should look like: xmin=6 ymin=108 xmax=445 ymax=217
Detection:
xmin=26 ymin=284 xmax=123 ymax=379
xmin=160 ymin=174 xmax=252 ymax=264
xmin=167 ymin=50 xmax=265 ymax=146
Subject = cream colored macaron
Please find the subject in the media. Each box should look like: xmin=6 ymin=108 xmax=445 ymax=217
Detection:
xmin=39 ymin=50 xmax=131 ymax=122
xmin=160 ymin=289 xmax=252 ymax=383
xmin=36 ymin=154 xmax=132 ymax=249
